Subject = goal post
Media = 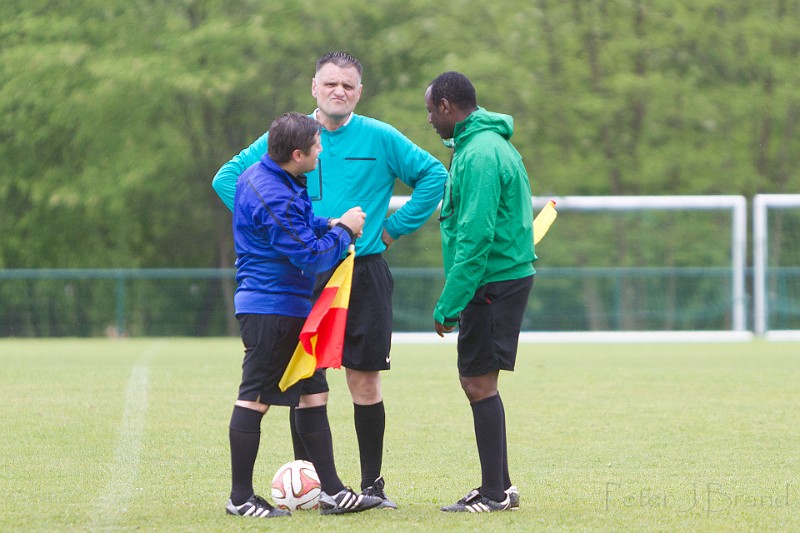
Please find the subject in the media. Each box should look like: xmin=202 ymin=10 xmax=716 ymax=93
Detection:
xmin=753 ymin=194 xmax=800 ymax=339
xmin=543 ymin=195 xmax=748 ymax=334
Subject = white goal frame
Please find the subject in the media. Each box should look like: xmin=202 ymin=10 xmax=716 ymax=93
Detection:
xmin=389 ymin=195 xmax=751 ymax=343
xmin=753 ymin=194 xmax=800 ymax=340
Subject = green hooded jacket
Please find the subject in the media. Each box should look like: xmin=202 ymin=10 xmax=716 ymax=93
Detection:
xmin=434 ymin=107 xmax=536 ymax=326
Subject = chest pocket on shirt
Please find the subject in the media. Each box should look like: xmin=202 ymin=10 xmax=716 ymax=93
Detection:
xmin=342 ymin=157 xmax=378 ymax=201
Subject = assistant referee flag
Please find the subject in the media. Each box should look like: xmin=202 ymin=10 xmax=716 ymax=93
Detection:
xmin=279 ymin=245 xmax=355 ymax=391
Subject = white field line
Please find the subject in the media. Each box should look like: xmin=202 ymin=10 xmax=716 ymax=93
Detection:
xmin=91 ymin=341 xmax=163 ymax=530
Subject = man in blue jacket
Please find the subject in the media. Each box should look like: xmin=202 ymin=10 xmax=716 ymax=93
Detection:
xmin=226 ymin=112 xmax=382 ymax=518
xmin=214 ymin=52 xmax=448 ymax=508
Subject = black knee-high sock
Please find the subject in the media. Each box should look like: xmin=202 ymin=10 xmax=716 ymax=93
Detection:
xmin=353 ymin=401 xmax=385 ymax=490
xmin=295 ymin=405 xmax=345 ymax=495
xmin=497 ymin=393 xmax=512 ymax=490
xmin=471 ymin=394 xmax=505 ymax=502
xmin=229 ymin=405 xmax=265 ymax=505
xmin=289 ymin=406 xmax=310 ymax=461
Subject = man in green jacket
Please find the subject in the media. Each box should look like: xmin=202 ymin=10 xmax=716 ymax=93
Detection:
xmin=424 ymin=71 xmax=536 ymax=513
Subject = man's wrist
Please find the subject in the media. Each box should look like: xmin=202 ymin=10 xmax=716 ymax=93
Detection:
xmin=434 ymin=309 xmax=459 ymax=326
xmin=335 ymin=222 xmax=355 ymax=241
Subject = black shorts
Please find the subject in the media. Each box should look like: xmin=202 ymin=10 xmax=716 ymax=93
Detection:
xmin=298 ymin=368 xmax=330 ymax=396
xmin=456 ymin=275 xmax=534 ymax=377
xmin=311 ymin=253 xmax=393 ymax=372
xmin=236 ymin=313 xmax=306 ymax=406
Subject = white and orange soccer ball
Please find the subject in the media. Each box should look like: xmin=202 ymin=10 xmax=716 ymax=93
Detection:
xmin=270 ymin=460 xmax=321 ymax=510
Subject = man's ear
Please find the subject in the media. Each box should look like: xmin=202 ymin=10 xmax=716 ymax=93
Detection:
xmin=291 ymin=148 xmax=305 ymax=164
xmin=440 ymin=97 xmax=451 ymax=115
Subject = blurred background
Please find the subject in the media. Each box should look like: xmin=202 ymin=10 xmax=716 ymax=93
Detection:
xmin=2 ymin=0 xmax=799 ymax=336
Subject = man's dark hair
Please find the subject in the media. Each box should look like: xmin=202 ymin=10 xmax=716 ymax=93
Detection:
xmin=316 ymin=51 xmax=363 ymax=77
xmin=429 ymin=71 xmax=477 ymax=111
xmin=267 ymin=112 xmax=321 ymax=164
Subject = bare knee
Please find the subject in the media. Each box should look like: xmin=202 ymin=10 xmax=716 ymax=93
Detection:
xmin=459 ymin=372 xmax=499 ymax=403
xmin=298 ymin=391 xmax=328 ymax=408
xmin=346 ymin=369 xmax=382 ymax=404
xmin=235 ymin=399 xmax=269 ymax=414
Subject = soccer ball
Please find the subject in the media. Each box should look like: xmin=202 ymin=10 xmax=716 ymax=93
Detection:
xmin=270 ymin=460 xmax=321 ymax=510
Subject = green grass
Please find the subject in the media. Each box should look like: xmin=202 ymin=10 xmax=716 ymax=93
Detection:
xmin=1 ymin=338 xmax=799 ymax=532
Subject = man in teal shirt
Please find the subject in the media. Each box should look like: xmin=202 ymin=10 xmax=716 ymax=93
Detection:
xmin=213 ymin=52 xmax=447 ymax=508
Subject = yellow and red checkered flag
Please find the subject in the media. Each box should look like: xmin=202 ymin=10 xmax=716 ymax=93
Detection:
xmin=279 ymin=245 xmax=355 ymax=391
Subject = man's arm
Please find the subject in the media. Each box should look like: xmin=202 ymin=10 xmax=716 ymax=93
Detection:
xmin=433 ymin=152 xmax=501 ymax=325
xmin=253 ymin=192 xmax=351 ymax=275
xmin=312 ymin=215 xmax=332 ymax=237
xmin=382 ymin=129 xmax=448 ymax=240
xmin=212 ymin=133 xmax=269 ymax=212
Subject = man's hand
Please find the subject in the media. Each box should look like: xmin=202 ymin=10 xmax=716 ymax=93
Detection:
xmin=338 ymin=206 xmax=366 ymax=237
xmin=381 ymin=228 xmax=395 ymax=250
xmin=435 ymin=320 xmax=455 ymax=337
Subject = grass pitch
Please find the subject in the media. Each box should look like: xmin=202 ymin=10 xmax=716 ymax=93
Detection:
xmin=1 ymin=338 xmax=798 ymax=532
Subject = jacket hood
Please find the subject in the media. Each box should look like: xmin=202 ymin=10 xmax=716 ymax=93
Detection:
xmin=453 ymin=107 xmax=514 ymax=146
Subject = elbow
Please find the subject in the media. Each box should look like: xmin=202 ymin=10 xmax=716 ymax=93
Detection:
xmin=297 ymin=260 xmax=332 ymax=275
xmin=211 ymin=173 xmax=223 ymax=193
xmin=212 ymin=172 xmax=236 ymax=212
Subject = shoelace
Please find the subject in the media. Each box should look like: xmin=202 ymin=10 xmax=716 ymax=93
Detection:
xmin=247 ymin=495 xmax=274 ymax=515
xmin=459 ymin=489 xmax=481 ymax=505
xmin=365 ymin=485 xmax=387 ymax=499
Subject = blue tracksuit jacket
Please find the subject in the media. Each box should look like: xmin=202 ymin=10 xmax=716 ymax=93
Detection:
xmin=233 ymin=154 xmax=352 ymax=317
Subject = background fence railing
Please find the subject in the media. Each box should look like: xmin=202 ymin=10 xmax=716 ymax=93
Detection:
xmin=0 ymin=266 xmax=756 ymax=337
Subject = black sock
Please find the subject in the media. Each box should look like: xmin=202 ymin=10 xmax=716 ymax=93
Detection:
xmin=229 ymin=405 xmax=264 ymax=505
xmin=295 ymin=405 xmax=345 ymax=495
xmin=289 ymin=406 xmax=310 ymax=461
xmin=471 ymin=394 xmax=506 ymax=502
xmin=497 ymin=393 xmax=512 ymax=490
xmin=354 ymin=401 xmax=385 ymax=490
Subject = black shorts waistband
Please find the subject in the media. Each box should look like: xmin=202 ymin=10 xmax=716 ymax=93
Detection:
xmin=354 ymin=253 xmax=383 ymax=264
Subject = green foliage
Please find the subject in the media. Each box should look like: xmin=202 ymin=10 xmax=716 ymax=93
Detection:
xmin=3 ymin=0 xmax=800 ymax=269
